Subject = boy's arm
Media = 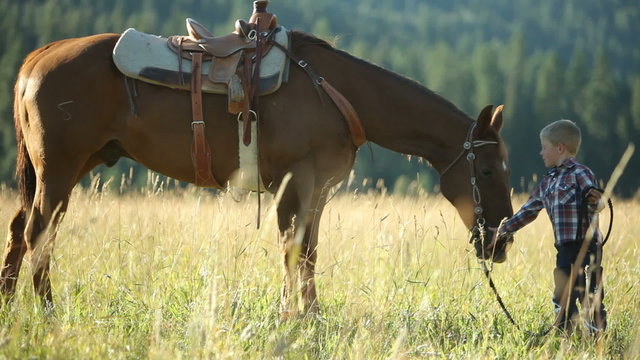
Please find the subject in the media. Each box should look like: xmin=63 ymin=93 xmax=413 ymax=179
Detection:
xmin=498 ymin=196 xmax=544 ymax=235
xmin=498 ymin=184 xmax=544 ymax=236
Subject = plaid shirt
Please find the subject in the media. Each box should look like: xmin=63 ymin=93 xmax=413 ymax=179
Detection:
xmin=500 ymin=158 xmax=602 ymax=246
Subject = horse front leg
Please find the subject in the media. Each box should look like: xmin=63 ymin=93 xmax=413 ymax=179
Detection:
xmin=0 ymin=210 xmax=29 ymax=302
xmin=278 ymin=227 xmax=298 ymax=319
xmin=299 ymin=244 xmax=319 ymax=315
xmin=298 ymin=192 xmax=326 ymax=316
xmin=276 ymin=161 xmax=315 ymax=319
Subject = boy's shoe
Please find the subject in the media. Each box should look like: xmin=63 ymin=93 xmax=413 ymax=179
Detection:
xmin=584 ymin=319 xmax=606 ymax=341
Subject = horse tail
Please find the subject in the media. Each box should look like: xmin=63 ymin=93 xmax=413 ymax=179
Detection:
xmin=13 ymin=75 xmax=36 ymax=209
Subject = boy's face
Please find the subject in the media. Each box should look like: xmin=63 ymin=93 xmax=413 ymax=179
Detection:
xmin=539 ymin=138 xmax=564 ymax=167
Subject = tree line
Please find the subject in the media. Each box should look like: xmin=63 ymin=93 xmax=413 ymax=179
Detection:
xmin=0 ymin=0 xmax=638 ymax=196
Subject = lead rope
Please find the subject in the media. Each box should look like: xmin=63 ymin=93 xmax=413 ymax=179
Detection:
xmin=254 ymin=19 xmax=263 ymax=229
xmin=478 ymin=217 xmax=524 ymax=330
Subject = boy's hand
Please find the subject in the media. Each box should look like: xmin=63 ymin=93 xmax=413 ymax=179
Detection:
xmin=487 ymin=226 xmax=501 ymax=246
xmin=587 ymin=188 xmax=605 ymax=212
xmin=587 ymin=188 xmax=602 ymax=202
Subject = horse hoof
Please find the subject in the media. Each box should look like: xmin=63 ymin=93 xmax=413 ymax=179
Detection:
xmin=279 ymin=310 xmax=301 ymax=322
xmin=303 ymin=305 xmax=321 ymax=318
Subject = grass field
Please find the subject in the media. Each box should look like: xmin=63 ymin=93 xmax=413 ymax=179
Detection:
xmin=0 ymin=182 xmax=638 ymax=359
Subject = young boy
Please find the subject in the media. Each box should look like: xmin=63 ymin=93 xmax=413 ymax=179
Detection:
xmin=495 ymin=119 xmax=607 ymax=335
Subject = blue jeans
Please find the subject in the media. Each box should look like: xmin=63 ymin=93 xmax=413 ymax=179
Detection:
xmin=552 ymin=240 xmax=607 ymax=333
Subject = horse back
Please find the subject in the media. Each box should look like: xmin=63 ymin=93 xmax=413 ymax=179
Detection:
xmin=20 ymin=33 xmax=119 ymax=75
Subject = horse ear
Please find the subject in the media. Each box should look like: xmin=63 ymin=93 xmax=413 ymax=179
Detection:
xmin=476 ymin=104 xmax=494 ymax=135
xmin=491 ymin=104 xmax=505 ymax=132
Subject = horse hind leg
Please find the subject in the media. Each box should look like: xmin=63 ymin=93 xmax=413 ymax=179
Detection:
xmin=1 ymin=116 xmax=34 ymax=302
xmin=24 ymin=170 xmax=77 ymax=308
xmin=0 ymin=187 xmax=61 ymax=308
xmin=27 ymin=148 xmax=110 ymax=308
xmin=0 ymin=210 xmax=29 ymax=302
xmin=21 ymin=138 xmax=121 ymax=308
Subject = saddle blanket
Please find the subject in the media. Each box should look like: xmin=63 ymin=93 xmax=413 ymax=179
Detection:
xmin=112 ymin=26 xmax=289 ymax=95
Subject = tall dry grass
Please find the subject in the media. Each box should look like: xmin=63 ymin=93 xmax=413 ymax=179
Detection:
xmin=0 ymin=182 xmax=638 ymax=359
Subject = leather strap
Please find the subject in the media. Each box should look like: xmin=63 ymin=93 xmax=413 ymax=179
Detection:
xmin=239 ymin=22 xmax=271 ymax=146
xmin=241 ymin=53 xmax=253 ymax=146
xmin=270 ymin=39 xmax=366 ymax=147
xmin=319 ymin=80 xmax=366 ymax=147
xmin=190 ymin=52 xmax=221 ymax=188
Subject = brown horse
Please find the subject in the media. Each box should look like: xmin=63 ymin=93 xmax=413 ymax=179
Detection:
xmin=2 ymin=30 xmax=513 ymax=316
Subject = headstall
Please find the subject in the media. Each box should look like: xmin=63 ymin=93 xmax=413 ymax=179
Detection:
xmin=440 ymin=123 xmax=498 ymax=241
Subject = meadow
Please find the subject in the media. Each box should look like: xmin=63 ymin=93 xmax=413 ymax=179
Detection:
xmin=0 ymin=179 xmax=638 ymax=359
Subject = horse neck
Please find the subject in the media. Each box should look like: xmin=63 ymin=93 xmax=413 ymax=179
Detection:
xmin=316 ymin=45 xmax=473 ymax=172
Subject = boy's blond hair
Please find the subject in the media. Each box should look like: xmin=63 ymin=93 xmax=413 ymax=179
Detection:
xmin=539 ymin=119 xmax=582 ymax=155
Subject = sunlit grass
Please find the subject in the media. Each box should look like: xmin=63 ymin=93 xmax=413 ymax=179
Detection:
xmin=0 ymin=182 xmax=638 ymax=359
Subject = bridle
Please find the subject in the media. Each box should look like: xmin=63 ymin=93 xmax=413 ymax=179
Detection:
xmin=440 ymin=122 xmax=498 ymax=242
xmin=440 ymin=122 xmax=524 ymax=328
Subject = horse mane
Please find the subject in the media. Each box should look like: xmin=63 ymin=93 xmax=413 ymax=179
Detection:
xmin=289 ymin=31 xmax=468 ymax=119
xmin=290 ymin=30 xmax=334 ymax=50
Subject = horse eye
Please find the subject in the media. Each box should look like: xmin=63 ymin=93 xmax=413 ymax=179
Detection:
xmin=481 ymin=169 xmax=493 ymax=177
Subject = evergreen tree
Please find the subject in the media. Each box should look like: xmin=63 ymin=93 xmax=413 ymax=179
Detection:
xmin=631 ymin=76 xmax=640 ymax=133
xmin=503 ymin=30 xmax=525 ymax=135
xmin=575 ymin=49 xmax=619 ymax=141
xmin=535 ymin=51 xmax=565 ymax=123
xmin=472 ymin=45 xmax=503 ymax=111
xmin=565 ymin=46 xmax=589 ymax=121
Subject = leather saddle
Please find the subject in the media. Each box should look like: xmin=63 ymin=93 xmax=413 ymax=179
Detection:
xmin=112 ymin=26 xmax=288 ymax=101
xmin=166 ymin=18 xmax=282 ymax=111
xmin=112 ymin=0 xmax=286 ymax=187
xmin=182 ymin=18 xmax=257 ymax=58
xmin=166 ymin=1 xmax=280 ymax=123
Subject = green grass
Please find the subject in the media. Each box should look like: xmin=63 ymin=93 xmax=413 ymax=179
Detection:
xmin=0 ymin=183 xmax=638 ymax=359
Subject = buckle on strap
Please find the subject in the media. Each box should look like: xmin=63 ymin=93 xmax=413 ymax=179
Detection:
xmin=191 ymin=120 xmax=205 ymax=130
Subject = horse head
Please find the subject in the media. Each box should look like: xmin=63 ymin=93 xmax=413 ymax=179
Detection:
xmin=440 ymin=105 xmax=514 ymax=263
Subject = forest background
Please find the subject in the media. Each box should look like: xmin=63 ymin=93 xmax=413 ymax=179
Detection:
xmin=0 ymin=0 xmax=638 ymax=196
